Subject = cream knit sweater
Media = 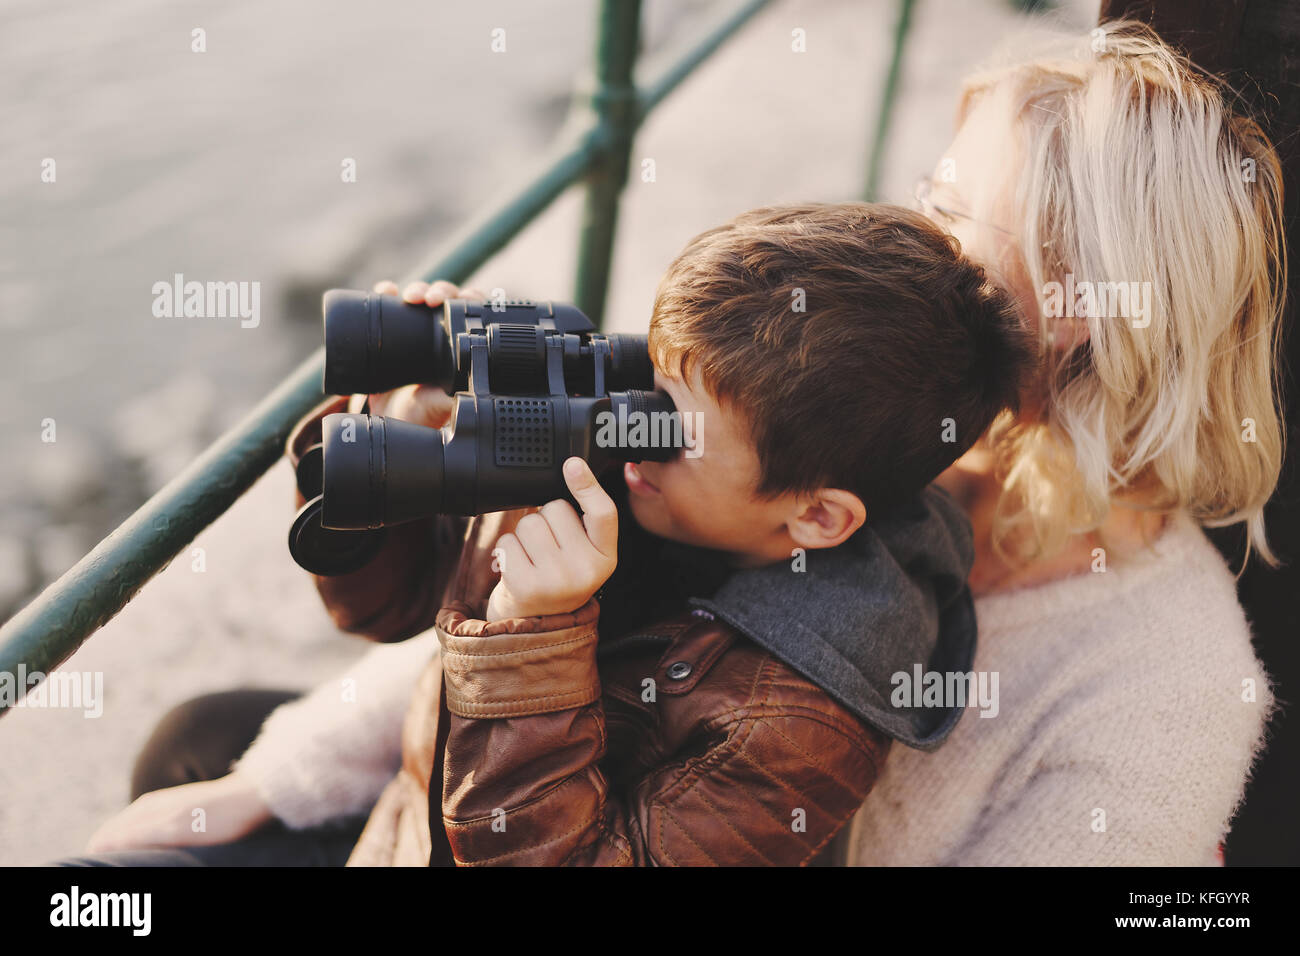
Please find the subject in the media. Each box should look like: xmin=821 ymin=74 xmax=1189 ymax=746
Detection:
xmin=235 ymin=510 xmax=1275 ymax=864
xmin=846 ymin=510 xmax=1276 ymax=866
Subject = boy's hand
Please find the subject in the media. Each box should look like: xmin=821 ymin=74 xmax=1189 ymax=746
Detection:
xmin=484 ymin=458 xmax=618 ymax=622
xmin=346 ymin=279 xmax=488 ymax=427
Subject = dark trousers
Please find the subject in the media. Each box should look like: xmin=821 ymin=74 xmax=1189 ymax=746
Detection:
xmin=54 ymin=690 xmax=368 ymax=867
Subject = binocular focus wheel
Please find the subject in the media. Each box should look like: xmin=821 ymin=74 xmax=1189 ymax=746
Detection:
xmin=288 ymin=495 xmax=387 ymax=576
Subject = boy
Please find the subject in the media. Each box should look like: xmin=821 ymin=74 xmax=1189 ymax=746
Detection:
xmin=261 ymin=201 xmax=1030 ymax=866
xmin=78 ymin=202 xmax=1031 ymax=866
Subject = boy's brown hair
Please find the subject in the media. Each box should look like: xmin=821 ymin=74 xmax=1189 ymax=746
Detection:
xmin=648 ymin=201 xmax=1037 ymax=517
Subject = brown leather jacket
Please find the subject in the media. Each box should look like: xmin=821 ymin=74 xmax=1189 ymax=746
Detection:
xmin=289 ymin=398 xmax=890 ymax=866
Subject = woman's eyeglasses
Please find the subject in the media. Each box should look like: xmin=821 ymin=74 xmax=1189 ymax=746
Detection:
xmin=913 ymin=177 xmax=1017 ymax=238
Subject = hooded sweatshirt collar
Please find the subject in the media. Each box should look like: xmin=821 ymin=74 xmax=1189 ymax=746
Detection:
xmin=686 ymin=484 xmax=977 ymax=751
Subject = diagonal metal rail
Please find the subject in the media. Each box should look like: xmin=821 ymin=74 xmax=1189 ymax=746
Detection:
xmin=0 ymin=0 xmax=917 ymax=713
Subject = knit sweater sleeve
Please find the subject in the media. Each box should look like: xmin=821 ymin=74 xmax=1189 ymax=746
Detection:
xmin=232 ymin=632 xmax=437 ymax=830
xmin=949 ymin=658 xmax=1276 ymax=866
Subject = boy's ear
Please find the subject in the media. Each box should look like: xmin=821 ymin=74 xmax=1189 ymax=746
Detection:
xmin=787 ymin=488 xmax=866 ymax=551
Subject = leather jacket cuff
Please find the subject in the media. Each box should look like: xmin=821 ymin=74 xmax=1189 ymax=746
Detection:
xmin=434 ymin=598 xmax=601 ymax=718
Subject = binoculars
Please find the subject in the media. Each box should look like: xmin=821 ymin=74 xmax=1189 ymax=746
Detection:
xmin=288 ymin=289 xmax=686 ymax=575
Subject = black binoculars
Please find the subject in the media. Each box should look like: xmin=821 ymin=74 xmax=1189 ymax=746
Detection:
xmin=288 ymin=289 xmax=686 ymax=575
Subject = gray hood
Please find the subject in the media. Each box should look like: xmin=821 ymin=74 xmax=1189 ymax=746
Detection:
xmin=688 ymin=484 xmax=977 ymax=751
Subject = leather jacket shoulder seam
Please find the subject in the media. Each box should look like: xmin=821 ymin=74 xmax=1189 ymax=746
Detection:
xmin=742 ymin=698 xmax=885 ymax=754
xmin=655 ymin=806 xmax=722 ymax=866
xmin=649 ymin=656 xmax=881 ymax=799
xmin=644 ymin=710 xmax=881 ymax=865
xmin=747 ymin=712 xmax=884 ymax=785
xmin=663 ymin=792 xmax=762 ymax=863
xmin=733 ymin=655 xmax=888 ymax=751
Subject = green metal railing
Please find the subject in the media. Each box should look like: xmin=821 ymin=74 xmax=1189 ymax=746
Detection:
xmin=0 ymin=0 xmax=915 ymax=712
xmin=864 ymin=0 xmax=914 ymax=201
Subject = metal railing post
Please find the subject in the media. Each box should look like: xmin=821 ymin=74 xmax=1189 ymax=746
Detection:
xmin=864 ymin=0 xmax=915 ymax=201
xmin=573 ymin=0 xmax=643 ymax=327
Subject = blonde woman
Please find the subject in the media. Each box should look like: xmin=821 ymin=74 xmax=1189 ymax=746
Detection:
xmin=845 ymin=21 xmax=1285 ymax=865
xmin=73 ymin=20 xmax=1283 ymax=870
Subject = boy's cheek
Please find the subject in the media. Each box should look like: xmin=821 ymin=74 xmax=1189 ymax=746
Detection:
xmin=624 ymin=488 xmax=655 ymax=532
xmin=626 ymin=483 xmax=683 ymax=542
xmin=650 ymin=487 xmax=715 ymax=544
xmin=624 ymin=498 xmax=646 ymax=531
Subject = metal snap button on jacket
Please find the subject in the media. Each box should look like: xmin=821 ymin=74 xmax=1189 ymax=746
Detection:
xmin=666 ymin=661 xmax=693 ymax=680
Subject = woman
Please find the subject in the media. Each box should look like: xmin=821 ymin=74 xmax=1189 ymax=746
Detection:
xmin=76 ymin=22 xmax=1282 ymax=867
xmin=845 ymin=21 xmax=1284 ymax=865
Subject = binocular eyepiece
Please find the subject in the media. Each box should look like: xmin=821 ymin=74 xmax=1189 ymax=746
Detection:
xmin=289 ymin=290 xmax=688 ymax=575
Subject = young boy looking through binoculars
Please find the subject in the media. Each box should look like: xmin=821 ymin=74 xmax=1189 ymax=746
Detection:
xmin=85 ymin=202 xmax=1034 ymax=866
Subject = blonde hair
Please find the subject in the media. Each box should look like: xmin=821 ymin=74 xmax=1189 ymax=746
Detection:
xmin=959 ymin=20 xmax=1287 ymax=570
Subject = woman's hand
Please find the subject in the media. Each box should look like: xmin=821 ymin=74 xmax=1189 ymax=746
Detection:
xmin=346 ymin=279 xmax=488 ymax=427
xmin=83 ymin=771 xmax=273 ymax=853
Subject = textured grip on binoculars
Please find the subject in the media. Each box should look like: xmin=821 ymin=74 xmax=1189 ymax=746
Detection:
xmin=487 ymin=324 xmax=548 ymax=393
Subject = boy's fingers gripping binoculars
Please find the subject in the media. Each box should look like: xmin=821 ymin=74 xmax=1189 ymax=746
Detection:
xmin=289 ymin=290 xmax=688 ymax=575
